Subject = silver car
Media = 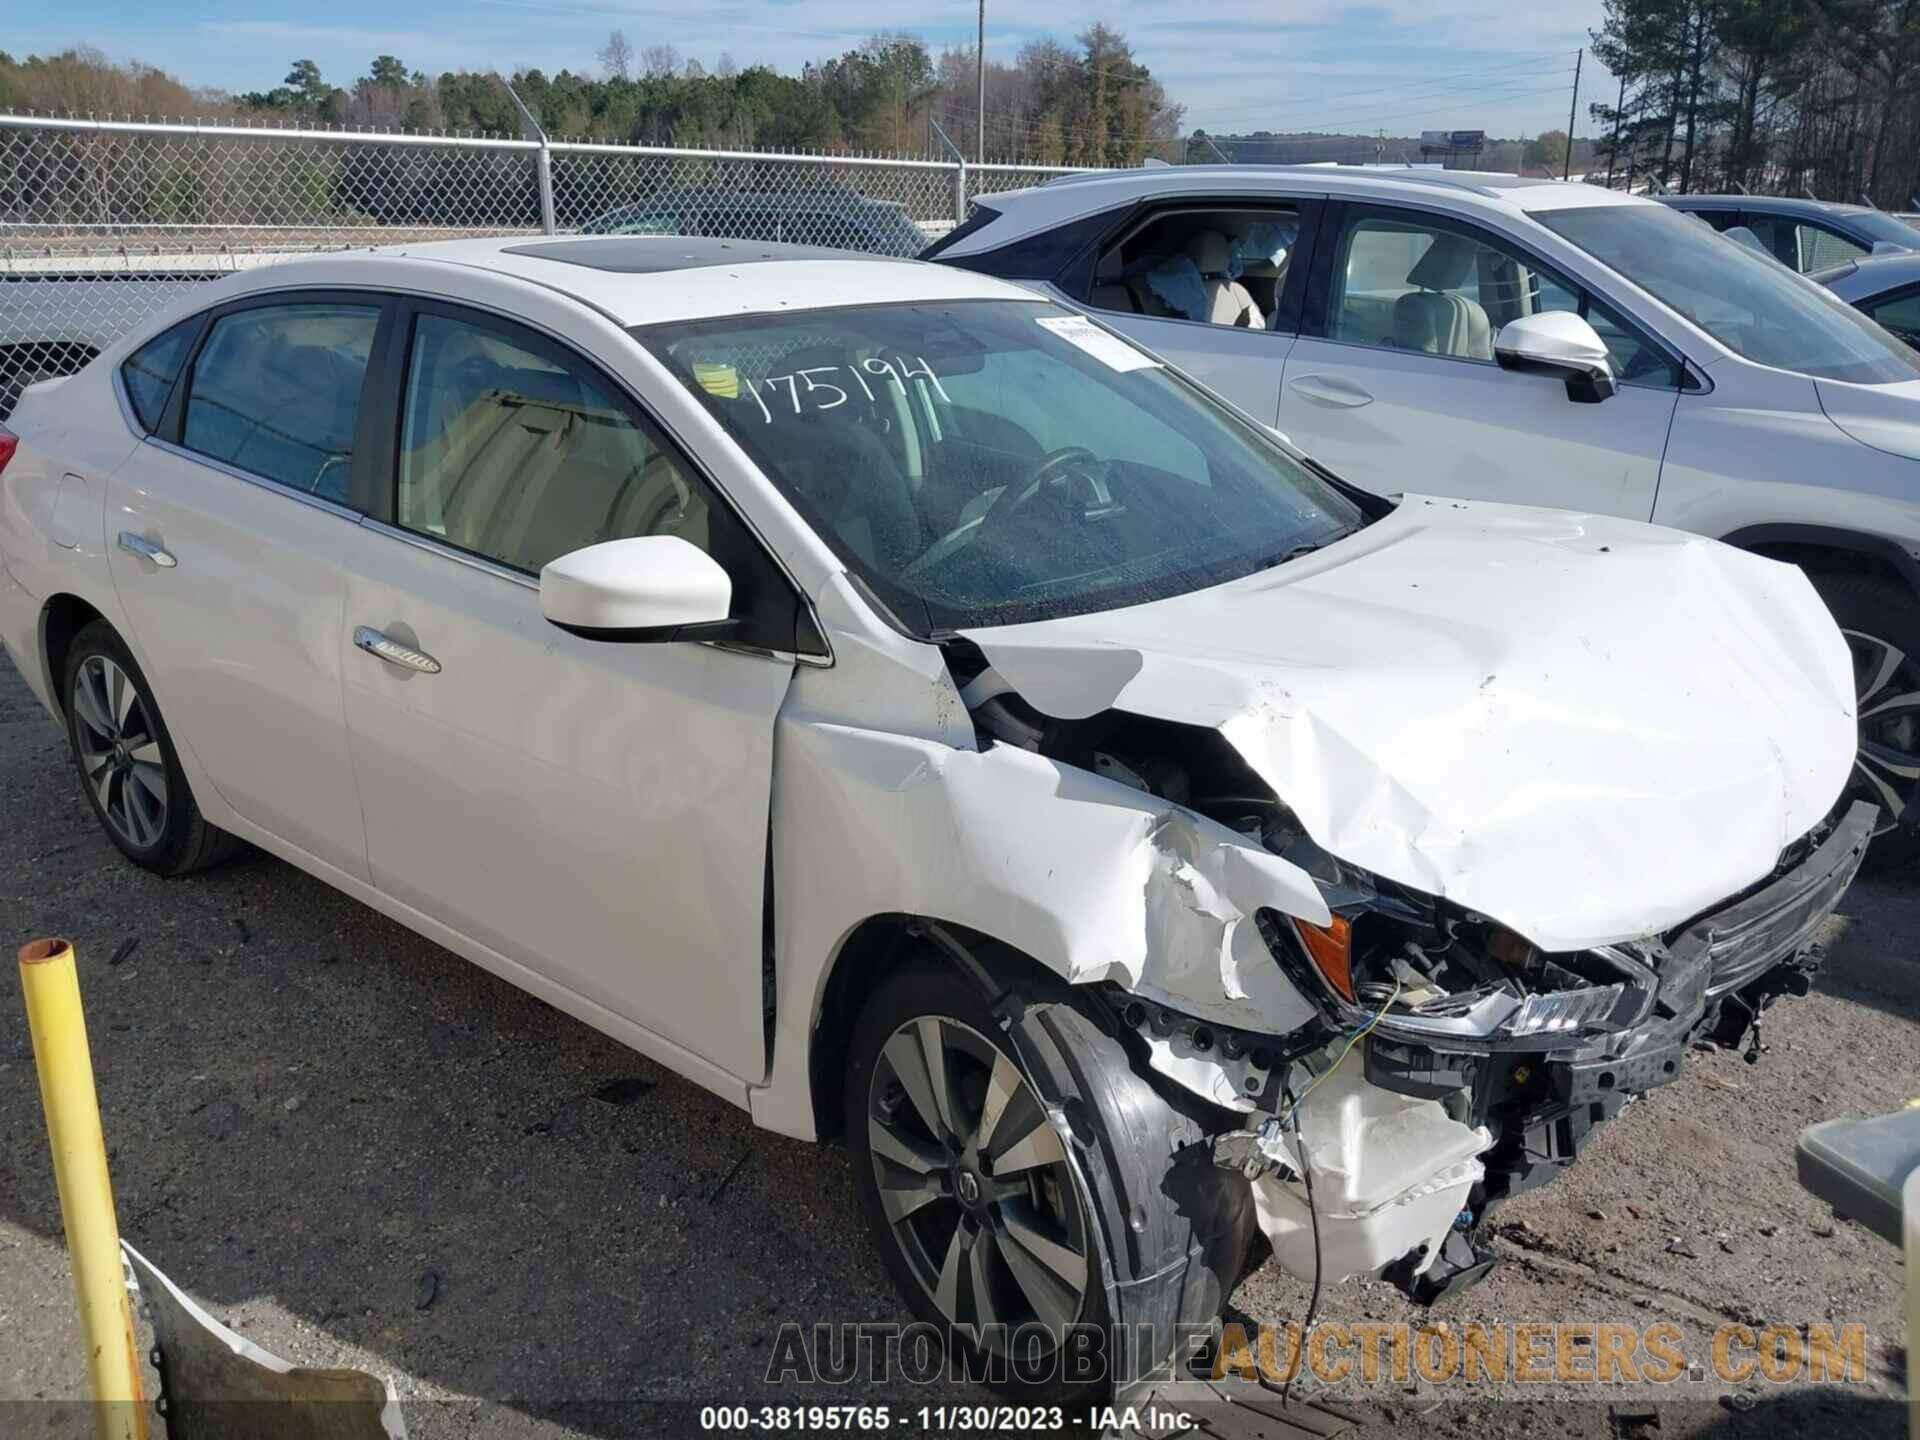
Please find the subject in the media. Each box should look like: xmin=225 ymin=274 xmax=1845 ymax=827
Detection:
xmin=930 ymin=166 xmax=1920 ymax=863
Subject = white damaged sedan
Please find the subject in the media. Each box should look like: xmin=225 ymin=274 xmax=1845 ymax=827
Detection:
xmin=0 ymin=238 xmax=1871 ymax=1400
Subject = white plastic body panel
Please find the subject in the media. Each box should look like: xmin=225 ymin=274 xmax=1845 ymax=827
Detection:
xmin=1252 ymin=1052 xmax=1489 ymax=1283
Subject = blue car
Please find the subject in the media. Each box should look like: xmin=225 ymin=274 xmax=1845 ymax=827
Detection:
xmin=1660 ymin=194 xmax=1920 ymax=273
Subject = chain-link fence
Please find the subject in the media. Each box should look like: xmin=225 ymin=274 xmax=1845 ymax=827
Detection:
xmin=0 ymin=114 xmax=1088 ymax=415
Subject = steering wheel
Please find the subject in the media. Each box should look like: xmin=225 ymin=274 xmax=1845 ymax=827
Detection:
xmin=976 ymin=445 xmax=1105 ymax=534
xmin=902 ymin=446 xmax=1109 ymax=579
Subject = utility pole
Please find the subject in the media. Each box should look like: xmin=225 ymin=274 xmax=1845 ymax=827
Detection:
xmin=1608 ymin=70 xmax=1624 ymax=187
xmin=976 ymin=0 xmax=987 ymax=162
xmin=1564 ymin=47 xmax=1582 ymax=180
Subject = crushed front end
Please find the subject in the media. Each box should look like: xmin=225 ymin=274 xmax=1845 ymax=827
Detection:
xmin=946 ymin=576 xmax=1868 ymax=1311
xmin=1220 ymin=798 xmax=1875 ymax=1301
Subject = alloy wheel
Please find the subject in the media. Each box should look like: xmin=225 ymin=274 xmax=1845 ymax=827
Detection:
xmin=71 ymin=654 xmax=168 ymax=849
xmin=1842 ymin=628 xmax=1920 ymax=835
xmin=866 ymin=1016 xmax=1089 ymax=1345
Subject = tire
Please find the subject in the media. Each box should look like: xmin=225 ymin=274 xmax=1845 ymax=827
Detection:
xmin=61 ymin=620 xmax=242 ymax=877
xmin=845 ymin=952 xmax=1252 ymax=1404
xmin=1810 ymin=573 xmax=1920 ymax=870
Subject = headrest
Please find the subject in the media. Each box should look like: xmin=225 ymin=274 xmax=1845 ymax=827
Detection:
xmin=270 ymin=344 xmax=352 ymax=393
xmin=1406 ymin=231 xmax=1480 ymax=291
xmin=1185 ymin=230 xmax=1235 ymax=276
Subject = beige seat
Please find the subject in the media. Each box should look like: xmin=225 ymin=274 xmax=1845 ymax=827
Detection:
xmin=1390 ymin=232 xmax=1493 ymax=359
xmin=1184 ymin=231 xmax=1263 ymax=327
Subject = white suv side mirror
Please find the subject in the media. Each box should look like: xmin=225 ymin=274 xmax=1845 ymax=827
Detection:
xmin=1495 ymin=311 xmax=1617 ymax=404
xmin=539 ymin=535 xmax=735 ymax=641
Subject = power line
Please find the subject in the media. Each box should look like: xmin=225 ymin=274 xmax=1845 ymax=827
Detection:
xmin=1198 ymin=52 xmax=1570 ymax=118
xmin=1207 ymin=73 xmax=1576 ymax=136
xmin=938 ymin=69 xmax=1576 ymax=163
xmin=1198 ymin=60 xmax=1574 ymax=125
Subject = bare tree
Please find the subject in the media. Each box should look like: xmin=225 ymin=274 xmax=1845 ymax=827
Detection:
xmin=684 ymin=58 xmax=706 ymax=80
xmin=716 ymin=52 xmax=738 ymax=79
xmin=641 ymin=44 xmax=681 ymax=80
xmin=598 ymin=29 xmax=633 ymax=81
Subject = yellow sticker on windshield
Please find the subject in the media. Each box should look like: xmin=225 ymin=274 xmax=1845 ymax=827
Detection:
xmin=693 ymin=361 xmax=740 ymax=399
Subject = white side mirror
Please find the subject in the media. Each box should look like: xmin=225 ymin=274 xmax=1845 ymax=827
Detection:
xmin=1495 ymin=310 xmax=1617 ymax=404
xmin=539 ymin=535 xmax=733 ymax=641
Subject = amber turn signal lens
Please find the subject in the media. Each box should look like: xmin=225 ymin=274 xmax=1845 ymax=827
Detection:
xmin=1292 ymin=915 xmax=1354 ymax=1003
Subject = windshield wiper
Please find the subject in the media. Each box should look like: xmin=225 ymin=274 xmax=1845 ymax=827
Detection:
xmin=1254 ymin=525 xmax=1360 ymax=572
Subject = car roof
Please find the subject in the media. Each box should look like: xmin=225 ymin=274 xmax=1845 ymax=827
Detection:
xmin=337 ymin=236 xmax=1039 ymax=326
xmin=1663 ymin=194 xmax=1876 ymax=218
xmin=1813 ymin=247 xmax=1920 ymax=300
xmin=951 ymin=165 xmax=1646 ymax=250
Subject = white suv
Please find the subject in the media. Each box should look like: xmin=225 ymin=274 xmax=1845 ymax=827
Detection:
xmin=928 ymin=168 xmax=1920 ymax=863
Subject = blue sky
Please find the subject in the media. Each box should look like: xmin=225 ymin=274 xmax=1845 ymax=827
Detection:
xmin=11 ymin=0 xmax=1611 ymax=140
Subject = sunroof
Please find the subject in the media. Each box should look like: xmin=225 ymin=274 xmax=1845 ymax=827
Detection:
xmin=500 ymin=237 xmax=885 ymax=272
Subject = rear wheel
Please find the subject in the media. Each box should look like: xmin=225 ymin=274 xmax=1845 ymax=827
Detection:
xmin=62 ymin=621 xmax=242 ymax=876
xmin=1812 ymin=573 xmax=1920 ymax=869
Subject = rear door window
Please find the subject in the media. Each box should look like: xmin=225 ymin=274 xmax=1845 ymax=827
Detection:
xmin=1090 ymin=206 xmax=1303 ymax=330
xmin=180 ymin=303 xmax=379 ymax=504
xmin=1744 ymin=216 xmax=1868 ymax=272
xmin=1864 ymin=287 xmax=1920 ymax=347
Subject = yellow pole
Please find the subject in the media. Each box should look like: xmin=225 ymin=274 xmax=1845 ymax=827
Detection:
xmin=18 ymin=938 xmax=148 ymax=1440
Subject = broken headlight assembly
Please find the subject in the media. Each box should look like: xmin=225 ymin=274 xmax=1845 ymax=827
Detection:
xmin=1257 ymin=841 xmax=1659 ymax=1052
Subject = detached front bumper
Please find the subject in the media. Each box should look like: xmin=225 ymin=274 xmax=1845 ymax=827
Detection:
xmin=1687 ymin=799 xmax=1876 ymax=999
xmin=1546 ymin=798 xmax=1873 ymax=1112
xmin=1234 ymin=802 xmax=1874 ymax=1302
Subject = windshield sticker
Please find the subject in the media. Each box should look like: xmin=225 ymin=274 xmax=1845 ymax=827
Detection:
xmin=719 ymin=355 xmax=951 ymax=424
xmin=692 ymin=361 xmax=740 ymax=399
xmin=1036 ymin=314 xmax=1162 ymax=372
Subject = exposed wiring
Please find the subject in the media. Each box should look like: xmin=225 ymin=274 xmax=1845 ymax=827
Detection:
xmin=1278 ymin=978 xmax=1401 ymax=1131
xmin=1280 ymin=1077 xmax=1319 ymax=1407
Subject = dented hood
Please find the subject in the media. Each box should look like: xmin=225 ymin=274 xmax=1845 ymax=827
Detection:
xmin=961 ymin=496 xmax=1857 ymax=952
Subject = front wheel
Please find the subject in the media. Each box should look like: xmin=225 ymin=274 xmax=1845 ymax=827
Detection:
xmin=62 ymin=620 xmax=242 ymax=876
xmin=844 ymin=955 xmax=1252 ymax=1403
xmin=1813 ymin=574 xmax=1920 ymax=870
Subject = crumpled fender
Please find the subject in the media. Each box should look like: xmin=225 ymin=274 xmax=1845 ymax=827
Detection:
xmin=752 ymin=579 xmax=1329 ymax=1138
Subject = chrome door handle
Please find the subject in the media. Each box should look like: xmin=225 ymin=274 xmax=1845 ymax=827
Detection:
xmin=353 ymin=626 xmax=442 ymax=675
xmin=116 ymin=532 xmax=177 ymax=568
xmin=1288 ymin=374 xmax=1374 ymax=408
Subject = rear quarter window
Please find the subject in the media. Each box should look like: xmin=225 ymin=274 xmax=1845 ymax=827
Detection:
xmin=120 ymin=318 xmax=201 ymax=432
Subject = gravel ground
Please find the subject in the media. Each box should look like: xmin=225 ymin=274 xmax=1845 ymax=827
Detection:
xmin=0 ymin=646 xmax=1913 ymax=1439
